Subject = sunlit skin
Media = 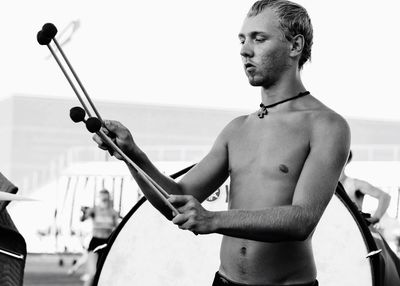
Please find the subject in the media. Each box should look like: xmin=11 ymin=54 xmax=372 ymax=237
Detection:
xmin=83 ymin=191 xmax=119 ymax=286
xmin=87 ymin=192 xmax=118 ymax=239
xmin=93 ymin=7 xmax=350 ymax=285
xmin=340 ymin=171 xmax=391 ymax=224
xmin=239 ymin=13 xmax=291 ymax=88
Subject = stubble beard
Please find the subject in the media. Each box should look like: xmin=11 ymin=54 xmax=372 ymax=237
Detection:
xmin=247 ymin=50 xmax=291 ymax=88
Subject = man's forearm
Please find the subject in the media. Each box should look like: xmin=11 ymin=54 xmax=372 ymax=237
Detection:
xmin=127 ymin=151 xmax=184 ymax=197
xmin=373 ymin=193 xmax=391 ymax=220
xmin=212 ymin=206 xmax=312 ymax=242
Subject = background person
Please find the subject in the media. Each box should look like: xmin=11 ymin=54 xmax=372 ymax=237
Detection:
xmin=340 ymin=150 xmax=391 ymax=225
xmin=79 ymin=189 xmax=119 ymax=286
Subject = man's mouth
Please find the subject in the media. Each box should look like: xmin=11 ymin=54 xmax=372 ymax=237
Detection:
xmin=244 ymin=63 xmax=256 ymax=73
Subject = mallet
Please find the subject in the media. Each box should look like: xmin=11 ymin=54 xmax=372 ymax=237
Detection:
xmin=37 ymin=23 xmax=179 ymax=218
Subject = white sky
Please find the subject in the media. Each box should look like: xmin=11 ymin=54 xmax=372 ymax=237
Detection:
xmin=1 ymin=0 xmax=400 ymax=120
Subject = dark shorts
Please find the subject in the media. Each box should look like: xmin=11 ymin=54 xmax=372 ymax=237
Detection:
xmin=88 ymin=237 xmax=108 ymax=252
xmin=212 ymin=272 xmax=318 ymax=286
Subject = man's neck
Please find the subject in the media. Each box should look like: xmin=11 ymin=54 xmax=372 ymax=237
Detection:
xmin=260 ymin=69 xmax=306 ymax=106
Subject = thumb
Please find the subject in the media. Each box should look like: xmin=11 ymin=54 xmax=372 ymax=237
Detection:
xmin=103 ymin=120 xmax=122 ymax=138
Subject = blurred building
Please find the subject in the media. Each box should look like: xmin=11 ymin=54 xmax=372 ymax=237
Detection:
xmin=2 ymin=94 xmax=400 ymax=253
xmin=0 ymin=95 xmax=235 ymax=193
xmin=2 ymin=94 xmax=400 ymax=194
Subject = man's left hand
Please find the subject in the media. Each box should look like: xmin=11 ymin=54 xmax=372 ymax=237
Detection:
xmin=168 ymin=195 xmax=215 ymax=235
xmin=366 ymin=216 xmax=380 ymax=225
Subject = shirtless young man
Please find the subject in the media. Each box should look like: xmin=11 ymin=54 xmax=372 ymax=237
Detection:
xmin=93 ymin=1 xmax=350 ymax=285
xmin=340 ymin=151 xmax=391 ymax=225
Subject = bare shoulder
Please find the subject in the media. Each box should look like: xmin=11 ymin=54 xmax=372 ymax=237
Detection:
xmin=306 ymin=106 xmax=351 ymax=167
xmin=310 ymin=108 xmax=350 ymax=143
xmin=218 ymin=114 xmax=249 ymax=139
xmin=226 ymin=114 xmax=249 ymax=128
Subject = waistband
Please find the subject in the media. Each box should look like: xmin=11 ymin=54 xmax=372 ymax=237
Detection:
xmin=212 ymin=272 xmax=318 ymax=286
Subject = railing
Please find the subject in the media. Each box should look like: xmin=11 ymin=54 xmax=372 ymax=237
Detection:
xmin=352 ymin=144 xmax=400 ymax=161
xmin=19 ymin=145 xmax=210 ymax=193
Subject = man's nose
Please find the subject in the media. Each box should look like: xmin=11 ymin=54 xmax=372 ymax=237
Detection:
xmin=240 ymin=41 xmax=254 ymax=58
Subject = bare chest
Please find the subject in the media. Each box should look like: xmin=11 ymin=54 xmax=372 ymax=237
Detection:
xmin=228 ymin=115 xmax=310 ymax=180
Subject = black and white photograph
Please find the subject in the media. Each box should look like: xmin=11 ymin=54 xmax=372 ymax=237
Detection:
xmin=1 ymin=1 xmax=400 ymax=285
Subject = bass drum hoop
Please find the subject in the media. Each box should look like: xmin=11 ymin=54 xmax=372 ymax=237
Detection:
xmin=93 ymin=180 xmax=382 ymax=285
xmin=327 ymin=183 xmax=382 ymax=285
xmin=93 ymin=165 xmax=194 ymax=285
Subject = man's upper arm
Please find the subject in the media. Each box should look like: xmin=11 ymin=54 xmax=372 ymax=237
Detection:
xmin=83 ymin=207 xmax=95 ymax=220
xmin=178 ymin=118 xmax=240 ymax=202
xmin=292 ymin=113 xmax=350 ymax=234
xmin=354 ymin=179 xmax=384 ymax=198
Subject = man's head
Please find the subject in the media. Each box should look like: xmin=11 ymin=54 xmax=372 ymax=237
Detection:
xmin=239 ymin=0 xmax=313 ymax=86
xmin=97 ymin=189 xmax=111 ymax=207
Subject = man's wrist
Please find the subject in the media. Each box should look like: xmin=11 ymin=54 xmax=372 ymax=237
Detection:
xmin=371 ymin=216 xmax=380 ymax=223
xmin=368 ymin=216 xmax=380 ymax=225
xmin=210 ymin=211 xmax=223 ymax=233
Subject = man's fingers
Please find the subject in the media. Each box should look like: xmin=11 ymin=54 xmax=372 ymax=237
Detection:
xmin=178 ymin=219 xmax=198 ymax=233
xmin=93 ymin=133 xmax=118 ymax=157
xmin=169 ymin=195 xmax=198 ymax=214
xmin=104 ymin=120 xmax=123 ymax=134
xmin=92 ymin=134 xmax=108 ymax=150
xmin=177 ymin=203 xmax=196 ymax=213
xmin=101 ymin=125 xmax=117 ymax=140
xmin=91 ymin=119 xmax=133 ymax=162
xmin=170 ymin=202 xmax=202 ymax=235
xmin=172 ymin=213 xmax=189 ymax=225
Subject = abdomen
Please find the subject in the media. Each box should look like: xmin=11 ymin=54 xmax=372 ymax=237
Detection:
xmin=219 ymin=236 xmax=316 ymax=284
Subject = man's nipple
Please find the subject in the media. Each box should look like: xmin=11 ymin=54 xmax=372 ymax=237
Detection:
xmin=279 ymin=164 xmax=289 ymax=174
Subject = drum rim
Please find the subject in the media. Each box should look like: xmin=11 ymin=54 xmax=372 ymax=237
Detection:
xmin=334 ymin=183 xmax=382 ymax=286
xmin=93 ymin=164 xmax=195 ymax=285
xmin=93 ymin=178 xmax=382 ymax=286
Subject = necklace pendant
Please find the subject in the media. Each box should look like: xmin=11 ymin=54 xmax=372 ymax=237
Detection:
xmin=257 ymin=91 xmax=310 ymax=119
xmin=258 ymin=108 xmax=268 ymax=118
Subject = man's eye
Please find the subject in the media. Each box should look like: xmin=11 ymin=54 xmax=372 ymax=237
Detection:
xmin=255 ymin=38 xmax=265 ymax=42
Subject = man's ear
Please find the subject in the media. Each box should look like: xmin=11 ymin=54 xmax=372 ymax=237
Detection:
xmin=289 ymin=34 xmax=304 ymax=58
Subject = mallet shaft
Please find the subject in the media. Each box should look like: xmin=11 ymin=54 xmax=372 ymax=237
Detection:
xmin=97 ymin=130 xmax=179 ymax=216
xmin=47 ymin=45 xmax=93 ymax=117
xmin=53 ymin=38 xmax=104 ymax=123
xmin=41 ymin=24 xmax=178 ymax=217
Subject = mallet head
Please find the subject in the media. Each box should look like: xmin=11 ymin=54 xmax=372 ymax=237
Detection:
xmin=69 ymin=106 xmax=86 ymax=123
xmin=37 ymin=31 xmax=52 ymax=45
xmin=86 ymin=117 xmax=102 ymax=133
xmin=42 ymin=23 xmax=58 ymax=39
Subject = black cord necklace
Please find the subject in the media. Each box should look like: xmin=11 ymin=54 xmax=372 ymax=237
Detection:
xmin=257 ymin=91 xmax=310 ymax=118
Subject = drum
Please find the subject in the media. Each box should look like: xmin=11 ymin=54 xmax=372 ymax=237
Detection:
xmin=94 ymin=183 xmax=382 ymax=286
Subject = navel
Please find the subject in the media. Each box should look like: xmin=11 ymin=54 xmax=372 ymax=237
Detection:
xmin=279 ymin=164 xmax=289 ymax=174
xmin=240 ymin=247 xmax=247 ymax=256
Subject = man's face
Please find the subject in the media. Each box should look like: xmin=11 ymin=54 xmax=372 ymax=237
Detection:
xmin=239 ymin=8 xmax=291 ymax=87
xmin=97 ymin=193 xmax=110 ymax=207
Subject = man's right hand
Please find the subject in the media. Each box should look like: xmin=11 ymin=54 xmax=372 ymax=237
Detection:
xmin=92 ymin=120 xmax=139 ymax=161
